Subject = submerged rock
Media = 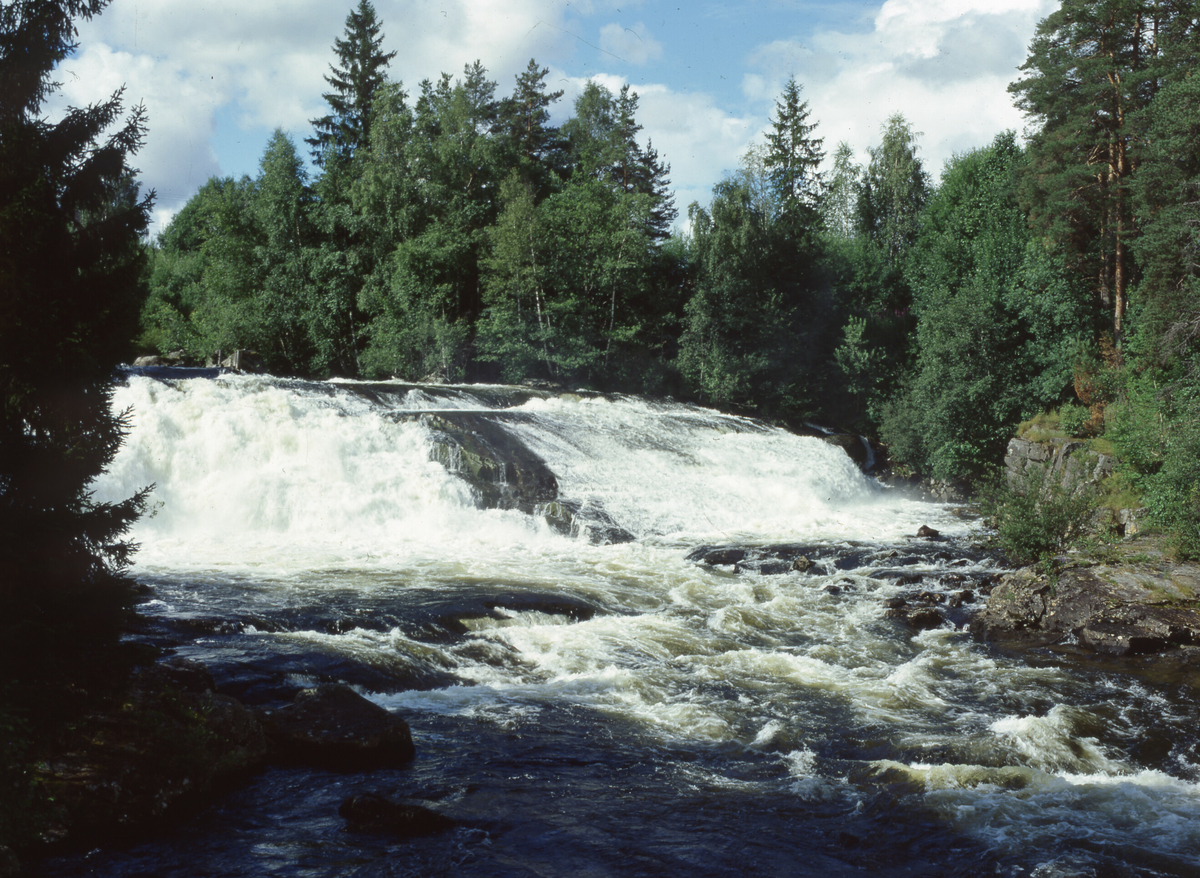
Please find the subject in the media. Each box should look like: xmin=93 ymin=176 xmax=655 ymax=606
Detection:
xmin=260 ymin=683 xmax=415 ymax=770
xmin=339 ymin=793 xmax=456 ymax=837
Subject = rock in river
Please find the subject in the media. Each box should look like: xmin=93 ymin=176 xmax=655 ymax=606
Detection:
xmin=339 ymin=793 xmax=456 ymax=837
xmin=260 ymin=683 xmax=415 ymax=770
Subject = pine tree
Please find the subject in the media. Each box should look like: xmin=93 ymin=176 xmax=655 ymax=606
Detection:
xmin=1009 ymin=0 xmax=1200 ymax=344
xmin=499 ymin=59 xmax=564 ymax=194
xmin=1 ymin=0 xmax=153 ymax=649
xmin=307 ymin=0 xmax=397 ymax=165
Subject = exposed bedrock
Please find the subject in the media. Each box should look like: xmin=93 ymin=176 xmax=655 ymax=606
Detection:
xmin=409 ymin=410 xmax=635 ymax=544
xmin=417 ymin=412 xmax=559 ymax=514
xmin=259 ymin=682 xmax=416 ymax=770
xmin=971 ymin=550 xmax=1200 ymax=658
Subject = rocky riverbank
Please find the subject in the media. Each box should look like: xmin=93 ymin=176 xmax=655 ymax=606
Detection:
xmin=2 ymin=659 xmax=438 ymax=875
xmin=971 ymin=533 xmax=1200 ymax=682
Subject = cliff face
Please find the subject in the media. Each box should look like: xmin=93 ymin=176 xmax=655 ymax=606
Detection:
xmin=1003 ymin=436 xmax=1147 ymax=536
xmin=1003 ymin=437 xmax=1114 ymax=496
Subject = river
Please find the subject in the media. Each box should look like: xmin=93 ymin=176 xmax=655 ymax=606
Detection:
xmin=47 ymin=371 xmax=1200 ymax=877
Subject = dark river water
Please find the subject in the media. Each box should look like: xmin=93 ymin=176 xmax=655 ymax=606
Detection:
xmin=41 ymin=374 xmax=1200 ymax=877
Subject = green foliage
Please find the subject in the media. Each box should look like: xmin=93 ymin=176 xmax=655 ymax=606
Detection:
xmin=1059 ymin=402 xmax=1091 ymax=437
xmin=1008 ymin=0 xmax=1200 ymax=342
xmin=763 ymin=77 xmax=824 ymax=230
xmin=1107 ymin=362 xmax=1200 ymax=558
xmin=1130 ymin=71 xmax=1200 ymax=361
xmin=821 ymin=141 xmax=859 ymax=239
xmin=979 ymin=467 xmax=1099 ymax=565
xmin=677 ymin=141 xmax=834 ymax=416
xmin=857 ymin=114 xmax=929 ymax=280
xmin=880 ymin=134 xmax=1091 ymax=479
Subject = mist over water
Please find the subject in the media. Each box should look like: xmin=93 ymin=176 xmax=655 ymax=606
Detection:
xmin=69 ymin=373 xmax=1200 ymax=877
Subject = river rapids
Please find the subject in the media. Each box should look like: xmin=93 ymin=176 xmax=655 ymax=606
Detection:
xmin=48 ymin=372 xmax=1200 ymax=877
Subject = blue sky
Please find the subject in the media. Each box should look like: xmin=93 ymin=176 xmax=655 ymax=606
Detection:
xmin=60 ymin=0 xmax=1058 ymax=236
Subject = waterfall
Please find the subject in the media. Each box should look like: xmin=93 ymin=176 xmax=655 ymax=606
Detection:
xmin=66 ymin=371 xmax=1200 ymax=878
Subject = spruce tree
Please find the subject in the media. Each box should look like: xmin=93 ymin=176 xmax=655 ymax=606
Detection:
xmin=1 ymin=0 xmax=152 ymax=651
xmin=763 ymin=77 xmax=824 ymax=229
xmin=307 ymin=0 xmax=397 ymax=165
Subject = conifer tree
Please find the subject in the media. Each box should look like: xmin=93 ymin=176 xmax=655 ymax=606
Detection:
xmin=763 ymin=77 xmax=824 ymax=229
xmin=307 ymin=0 xmax=396 ymax=165
xmin=1009 ymin=0 xmax=1200 ymax=344
xmin=1 ymin=0 xmax=153 ymax=648
xmin=499 ymin=59 xmax=564 ymax=189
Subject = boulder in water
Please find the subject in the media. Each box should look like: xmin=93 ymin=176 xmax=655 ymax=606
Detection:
xmin=339 ymin=793 xmax=455 ymax=836
xmin=886 ymin=606 xmax=945 ymax=630
xmin=260 ymin=683 xmax=415 ymax=770
xmin=687 ymin=546 xmax=748 ymax=566
xmin=418 ymin=412 xmax=559 ymax=515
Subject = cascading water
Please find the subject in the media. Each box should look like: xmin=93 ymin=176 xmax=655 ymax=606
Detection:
xmin=54 ymin=371 xmax=1200 ymax=878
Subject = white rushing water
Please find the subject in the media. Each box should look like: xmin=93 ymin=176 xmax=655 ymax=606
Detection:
xmin=92 ymin=373 xmax=1200 ymax=875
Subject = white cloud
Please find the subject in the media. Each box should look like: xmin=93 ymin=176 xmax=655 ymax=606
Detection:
xmin=55 ymin=0 xmax=1058 ymax=237
xmin=747 ymin=0 xmax=1058 ymax=176
xmin=599 ymin=22 xmax=664 ymax=65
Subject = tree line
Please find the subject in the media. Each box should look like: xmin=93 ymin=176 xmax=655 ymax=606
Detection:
xmin=136 ymin=0 xmax=1200 ymax=553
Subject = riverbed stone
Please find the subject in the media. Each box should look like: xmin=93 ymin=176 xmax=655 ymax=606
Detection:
xmin=885 ymin=606 xmax=945 ymax=630
xmin=261 ymin=683 xmax=415 ymax=770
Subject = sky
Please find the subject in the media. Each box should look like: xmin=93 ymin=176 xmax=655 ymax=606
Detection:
xmin=56 ymin=0 xmax=1059 ymax=237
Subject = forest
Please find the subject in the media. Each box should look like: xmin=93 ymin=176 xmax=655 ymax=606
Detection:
xmin=136 ymin=0 xmax=1200 ymax=558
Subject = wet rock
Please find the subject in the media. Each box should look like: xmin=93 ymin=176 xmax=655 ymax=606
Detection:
xmin=688 ymin=546 xmax=747 ymax=566
xmin=822 ymin=584 xmax=842 ymax=595
xmin=818 ymin=432 xmax=872 ymax=470
xmin=339 ymin=793 xmax=456 ymax=837
xmin=946 ymin=589 xmax=975 ymax=608
xmin=260 ymin=683 xmax=415 ymax=770
xmin=416 ymin=412 xmax=559 ymax=515
xmin=542 ymin=497 xmax=635 ymax=545
xmin=915 ymin=591 xmax=945 ymax=604
xmin=916 ymin=525 xmax=941 ymax=539
xmin=792 ymin=555 xmax=812 ymax=572
xmin=751 ymin=559 xmax=792 ymax=576
xmin=894 ymin=573 xmax=923 ymax=586
xmin=886 ymin=607 xmax=945 ymax=630
xmin=971 ymin=554 xmax=1200 ymax=654
xmin=882 ymin=597 xmax=907 ymax=610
